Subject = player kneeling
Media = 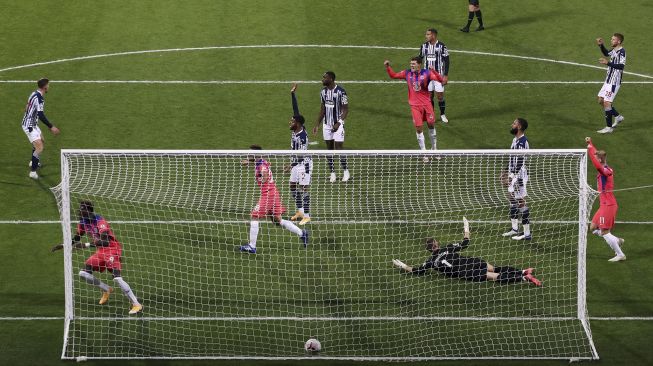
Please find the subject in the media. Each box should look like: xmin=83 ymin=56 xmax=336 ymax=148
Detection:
xmin=51 ymin=200 xmax=142 ymax=314
xmin=393 ymin=217 xmax=541 ymax=286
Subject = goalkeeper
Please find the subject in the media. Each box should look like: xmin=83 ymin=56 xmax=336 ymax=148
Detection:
xmin=393 ymin=218 xmax=542 ymax=286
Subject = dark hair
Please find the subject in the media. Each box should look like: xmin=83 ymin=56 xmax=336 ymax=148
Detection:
xmin=324 ymin=71 xmax=336 ymax=81
xmin=293 ymin=115 xmax=305 ymax=125
xmin=37 ymin=78 xmax=49 ymax=89
xmin=427 ymin=28 xmax=438 ymax=35
xmin=249 ymin=144 xmax=263 ymax=150
xmin=516 ymin=117 xmax=528 ymax=131
xmin=79 ymin=200 xmax=94 ymax=213
xmin=411 ymin=56 xmax=423 ymax=64
xmin=613 ymin=33 xmax=624 ymax=43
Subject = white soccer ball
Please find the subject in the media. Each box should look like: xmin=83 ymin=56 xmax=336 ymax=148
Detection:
xmin=304 ymin=338 xmax=321 ymax=353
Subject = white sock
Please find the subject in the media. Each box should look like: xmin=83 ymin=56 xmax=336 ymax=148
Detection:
xmin=113 ymin=277 xmax=140 ymax=305
xmin=280 ymin=219 xmax=303 ymax=236
xmin=249 ymin=220 xmax=260 ymax=248
xmin=603 ymin=233 xmax=625 ymax=256
xmin=299 ymin=208 xmax=305 ymax=214
xmin=79 ymin=271 xmax=110 ymax=292
xmin=523 ymin=224 xmax=531 ymax=236
xmin=416 ymin=132 xmax=426 ymax=150
xmin=511 ymin=219 xmax=519 ymax=231
xmin=428 ymin=128 xmax=436 ymax=150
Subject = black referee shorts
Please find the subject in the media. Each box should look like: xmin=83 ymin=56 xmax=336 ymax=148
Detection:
xmin=468 ymin=0 xmax=480 ymax=6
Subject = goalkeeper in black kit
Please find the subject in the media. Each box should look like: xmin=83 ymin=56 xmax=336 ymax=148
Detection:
xmin=393 ymin=218 xmax=542 ymax=286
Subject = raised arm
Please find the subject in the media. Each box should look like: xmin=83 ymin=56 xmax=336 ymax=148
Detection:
xmin=384 ymin=60 xmax=406 ymax=79
xmin=291 ymin=84 xmax=300 ymax=116
xmin=586 ymin=138 xmax=613 ymax=176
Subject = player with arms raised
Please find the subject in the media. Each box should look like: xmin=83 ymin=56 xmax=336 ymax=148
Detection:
xmin=596 ymin=33 xmax=626 ymax=134
xmin=502 ymin=118 xmax=532 ymax=241
xmin=585 ymin=137 xmax=625 ymax=261
xmin=392 ymin=217 xmax=541 ymax=286
xmin=51 ymin=200 xmax=142 ymax=314
xmin=240 ymin=145 xmax=309 ymax=254
xmin=385 ymin=57 xmax=444 ymax=154
xmin=286 ymin=84 xmax=313 ymax=226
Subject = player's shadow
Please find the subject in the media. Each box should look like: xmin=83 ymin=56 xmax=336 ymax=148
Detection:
xmin=487 ymin=10 xmax=566 ymax=30
xmin=412 ymin=17 xmax=460 ymax=30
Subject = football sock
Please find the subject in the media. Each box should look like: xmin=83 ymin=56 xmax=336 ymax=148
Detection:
xmin=497 ymin=267 xmax=523 ymax=284
xmin=340 ymin=157 xmax=348 ymax=170
xmin=604 ymin=107 xmax=613 ymax=127
xmin=603 ymin=233 xmax=625 ymax=256
xmin=302 ymin=191 xmax=311 ymax=217
xmin=438 ymin=99 xmax=446 ymax=115
xmin=475 ymin=10 xmax=483 ymax=26
xmin=280 ymin=219 xmax=303 ymax=236
xmin=611 ymin=107 xmax=620 ymax=116
xmin=428 ymin=128 xmax=437 ymax=150
xmin=520 ymin=207 xmax=531 ymax=236
xmin=509 ymin=204 xmax=519 ymax=231
xmin=113 ymin=277 xmax=140 ymax=305
xmin=31 ymin=150 xmax=40 ymax=172
xmin=291 ymin=188 xmax=302 ymax=210
xmin=466 ymin=11 xmax=474 ymax=28
xmin=79 ymin=271 xmax=111 ymax=292
xmin=249 ymin=220 xmax=260 ymax=247
xmin=416 ymin=132 xmax=426 ymax=150
xmin=327 ymin=157 xmax=335 ymax=173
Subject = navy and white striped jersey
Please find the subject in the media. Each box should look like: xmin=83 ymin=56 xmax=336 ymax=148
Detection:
xmin=22 ymin=91 xmax=45 ymax=128
xmin=291 ymin=128 xmax=311 ymax=168
xmin=320 ymin=85 xmax=348 ymax=126
xmin=509 ymin=135 xmax=529 ymax=179
xmin=604 ymin=47 xmax=626 ymax=86
xmin=419 ymin=41 xmax=449 ymax=75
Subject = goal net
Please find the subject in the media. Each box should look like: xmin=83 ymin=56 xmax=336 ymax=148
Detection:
xmin=52 ymin=149 xmax=599 ymax=361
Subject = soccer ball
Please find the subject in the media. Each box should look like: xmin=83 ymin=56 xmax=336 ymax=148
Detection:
xmin=304 ymin=338 xmax=321 ymax=353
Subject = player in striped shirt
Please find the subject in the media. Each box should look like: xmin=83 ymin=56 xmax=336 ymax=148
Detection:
xmin=419 ymin=28 xmax=450 ymax=123
xmin=385 ymin=57 xmax=443 ymax=153
xmin=585 ymin=137 xmax=626 ymax=262
xmin=596 ymin=33 xmax=626 ymax=134
xmin=21 ymin=78 xmax=60 ymax=179
xmin=239 ymin=145 xmax=309 ymax=254
xmin=286 ymin=84 xmax=313 ymax=226
xmin=501 ymin=118 xmax=532 ymax=241
xmin=312 ymin=71 xmax=351 ymax=183
xmin=51 ymin=200 xmax=142 ymax=314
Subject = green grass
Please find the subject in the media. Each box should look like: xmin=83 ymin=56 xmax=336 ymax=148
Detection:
xmin=1 ymin=0 xmax=652 ymax=364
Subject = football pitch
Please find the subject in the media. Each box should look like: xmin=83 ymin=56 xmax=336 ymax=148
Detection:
xmin=1 ymin=0 xmax=652 ymax=365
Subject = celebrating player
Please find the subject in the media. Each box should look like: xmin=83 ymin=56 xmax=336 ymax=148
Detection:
xmin=460 ymin=0 xmax=484 ymax=32
xmin=418 ymin=28 xmax=450 ymax=123
xmin=286 ymin=84 xmax=313 ymax=226
xmin=51 ymin=200 xmax=142 ymax=314
xmin=312 ymin=71 xmax=351 ymax=183
xmin=385 ymin=57 xmax=444 ymax=153
xmin=502 ymin=118 xmax=532 ymax=241
xmin=585 ymin=137 xmax=626 ymax=261
xmin=21 ymin=78 xmax=60 ymax=179
xmin=596 ymin=34 xmax=626 ymax=134
xmin=240 ymin=145 xmax=309 ymax=254
xmin=392 ymin=217 xmax=541 ymax=286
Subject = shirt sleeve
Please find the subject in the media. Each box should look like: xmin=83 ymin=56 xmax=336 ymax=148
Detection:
xmin=412 ymin=257 xmax=435 ymax=275
xmin=386 ymin=66 xmax=406 ymax=79
xmin=442 ymin=45 xmax=450 ymax=75
xmin=449 ymin=238 xmax=470 ymax=253
xmin=429 ymin=69 xmax=444 ymax=82
xmin=291 ymin=91 xmax=300 ymax=116
xmin=76 ymin=223 xmax=85 ymax=236
xmin=340 ymin=89 xmax=348 ymax=105
xmin=588 ymin=144 xmax=613 ymax=176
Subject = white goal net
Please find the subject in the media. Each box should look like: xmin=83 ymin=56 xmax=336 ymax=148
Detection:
xmin=52 ymin=149 xmax=599 ymax=361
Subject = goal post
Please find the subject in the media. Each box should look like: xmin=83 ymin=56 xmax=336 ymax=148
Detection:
xmin=52 ymin=149 xmax=599 ymax=360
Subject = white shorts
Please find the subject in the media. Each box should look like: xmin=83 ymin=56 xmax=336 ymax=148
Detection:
xmin=510 ymin=178 xmax=528 ymax=200
xmin=322 ymin=122 xmax=345 ymax=142
xmin=597 ymin=83 xmax=620 ymax=102
xmin=290 ymin=161 xmax=313 ymax=186
xmin=22 ymin=125 xmax=42 ymax=143
xmin=428 ymin=80 xmax=444 ymax=93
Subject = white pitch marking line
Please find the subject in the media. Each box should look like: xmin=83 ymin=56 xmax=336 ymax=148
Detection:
xmin=1 ymin=219 xmax=652 ymax=224
xmin=1 ymin=316 xmax=652 ymax=321
xmin=0 ymin=44 xmax=651 ymax=79
xmin=1 ymin=80 xmax=653 ymax=85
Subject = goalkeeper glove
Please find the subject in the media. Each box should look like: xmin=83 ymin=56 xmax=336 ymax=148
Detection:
xmin=463 ymin=217 xmax=470 ymax=233
xmin=392 ymin=259 xmax=410 ymax=271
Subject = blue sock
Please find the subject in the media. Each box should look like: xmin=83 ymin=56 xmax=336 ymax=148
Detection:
xmin=31 ymin=151 xmax=40 ymax=172
xmin=291 ymin=188 xmax=302 ymax=210
xmin=521 ymin=208 xmax=530 ymax=225
xmin=611 ymin=107 xmax=619 ymax=117
xmin=340 ymin=157 xmax=348 ymax=171
xmin=327 ymin=157 xmax=335 ymax=173
xmin=604 ymin=108 xmax=613 ymax=127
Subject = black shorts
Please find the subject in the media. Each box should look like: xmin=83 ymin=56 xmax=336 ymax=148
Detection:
xmin=445 ymin=258 xmax=488 ymax=282
xmin=469 ymin=0 xmax=480 ymax=6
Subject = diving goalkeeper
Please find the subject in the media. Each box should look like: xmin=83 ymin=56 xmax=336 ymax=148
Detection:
xmin=392 ymin=218 xmax=542 ymax=286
